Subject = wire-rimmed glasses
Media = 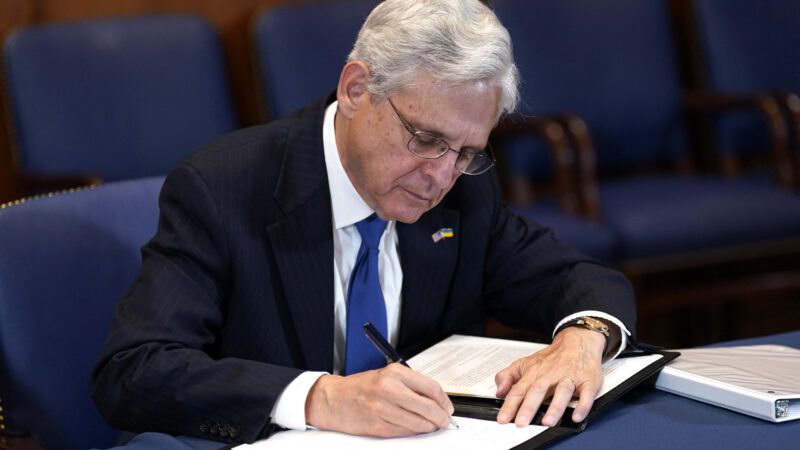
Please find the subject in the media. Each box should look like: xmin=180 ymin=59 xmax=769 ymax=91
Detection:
xmin=386 ymin=97 xmax=496 ymax=175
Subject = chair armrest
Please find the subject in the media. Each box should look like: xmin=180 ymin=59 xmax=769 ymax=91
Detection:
xmin=683 ymin=92 xmax=793 ymax=188
xmin=0 ymin=434 xmax=46 ymax=450
xmin=493 ymin=114 xmax=580 ymax=214
xmin=552 ymin=115 xmax=602 ymax=221
xmin=20 ymin=173 xmax=103 ymax=196
xmin=773 ymin=91 xmax=800 ymax=190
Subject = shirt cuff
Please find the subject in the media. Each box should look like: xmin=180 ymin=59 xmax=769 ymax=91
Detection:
xmin=270 ymin=371 xmax=328 ymax=430
xmin=553 ymin=310 xmax=631 ymax=360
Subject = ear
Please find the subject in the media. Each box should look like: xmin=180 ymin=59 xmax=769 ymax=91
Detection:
xmin=336 ymin=61 xmax=371 ymax=119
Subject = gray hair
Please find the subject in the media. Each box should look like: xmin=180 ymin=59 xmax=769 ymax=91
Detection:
xmin=348 ymin=0 xmax=520 ymax=116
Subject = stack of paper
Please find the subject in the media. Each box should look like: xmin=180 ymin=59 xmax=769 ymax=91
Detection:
xmin=655 ymin=344 xmax=800 ymax=422
xmin=408 ymin=334 xmax=664 ymax=406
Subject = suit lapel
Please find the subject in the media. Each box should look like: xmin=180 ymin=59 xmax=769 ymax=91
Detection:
xmin=397 ymin=206 xmax=460 ymax=350
xmin=267 ymin=96 xmax=335 ymax=372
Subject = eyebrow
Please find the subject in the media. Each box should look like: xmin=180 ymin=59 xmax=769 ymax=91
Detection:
xmin=390 ymin=97 xmax=487 ymax=151
xmin=404 ymin=112 xmax=485 ymax=152
xmin=403 ymin=113 xmax=452 ymax=142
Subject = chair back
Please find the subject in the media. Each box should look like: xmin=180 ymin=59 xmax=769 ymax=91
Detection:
xmin=493 ymin=0 xmax=686 ymax=174
xmin=692 ymin=0 xmax=800 ymax=163
xmin=693 ymin=0 xmax=800 ymax=94
xmin=0 ymin=177 xmax=164 ymax=450
xmin=2 ymin=15 xmax=238 ymax=181
xmin=252 ymin=0 xmax=376 ymax=119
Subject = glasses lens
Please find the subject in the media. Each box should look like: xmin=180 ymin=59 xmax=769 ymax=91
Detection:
xmin=409 ymin=133 xmax=449 ymax=158
xmin=458 ymin=151 xmax=494 ymax=175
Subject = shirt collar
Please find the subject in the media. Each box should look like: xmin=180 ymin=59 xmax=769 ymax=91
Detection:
xmin=323 ymin=101 xmax=376 ymax=230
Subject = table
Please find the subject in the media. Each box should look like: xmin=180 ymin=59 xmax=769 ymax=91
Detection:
xmin=555 ymin=330 xmax=800 ymax=449
xmin=105 ymin=331 xmax=800 ymax=450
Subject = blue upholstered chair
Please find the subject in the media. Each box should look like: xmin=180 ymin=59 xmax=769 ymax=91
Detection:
xmin=2 ymin=15 xmax=237 ymax=191
xmin=493 ymin=0 xmax=800 ymax=263
xmin=252 ymin=0 xmax=618 ymax=261
xmin=691 ymin=0 xmax=800 ymax=188
xmin=252 ymin=0 xmax=377 ymax=120
xmin=0 ymin=176 xmax=164 ymax=450
xmin=492 ymin=118 xmax=620 ymax=261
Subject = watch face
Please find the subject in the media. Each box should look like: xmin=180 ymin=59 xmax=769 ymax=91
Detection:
xmin=580 ymin=317 xmax=609 ymax=334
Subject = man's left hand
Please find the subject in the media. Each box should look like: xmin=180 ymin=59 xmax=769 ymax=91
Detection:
xmin=494 ymin=327 xmax=605 ymax=427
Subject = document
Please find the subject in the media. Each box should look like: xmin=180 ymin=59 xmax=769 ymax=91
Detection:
xmin=237 ymin=416 xmax=547 ymax=449
xmin=655 ymin=344 xmax=800 ymax=422
xmin=408 ymin=334 xmax=664 ymax=407
xmin=239 ymin=334 xmax=673 ymax=449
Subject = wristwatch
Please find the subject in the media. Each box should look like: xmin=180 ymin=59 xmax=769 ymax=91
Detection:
xmin=558 ymin=316 xmax=610 ymax=354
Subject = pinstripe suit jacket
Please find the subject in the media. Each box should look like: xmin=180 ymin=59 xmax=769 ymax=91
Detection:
xmin=91 ymin=93 xmax=635 ymax=444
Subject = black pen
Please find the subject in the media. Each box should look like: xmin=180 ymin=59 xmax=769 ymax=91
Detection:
xmin=363 ymin=322 xmax=460 ymax=429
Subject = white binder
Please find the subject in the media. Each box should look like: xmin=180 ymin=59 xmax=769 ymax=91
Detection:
xmin=655 ymin=344 xmax=800 ymax=422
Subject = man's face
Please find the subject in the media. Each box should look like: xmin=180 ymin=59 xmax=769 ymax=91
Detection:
xmin=338 ymin=74 xmax=500 ymax=223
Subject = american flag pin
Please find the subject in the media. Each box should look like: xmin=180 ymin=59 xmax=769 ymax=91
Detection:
xmin=431 ymin=227 xmax=454 ymax=243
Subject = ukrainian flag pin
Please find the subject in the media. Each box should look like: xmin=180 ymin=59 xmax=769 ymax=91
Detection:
xmin=431 ymin=227 xmax=454 ymax=243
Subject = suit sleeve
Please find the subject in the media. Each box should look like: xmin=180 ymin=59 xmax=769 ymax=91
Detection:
xmin=480 ymin=173 xmax=636 ymax=336
xmin=91 ymin=164 xmax=302 ymax=444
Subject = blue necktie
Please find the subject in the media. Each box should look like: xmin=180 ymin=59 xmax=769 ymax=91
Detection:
xmin=344 ymin=214 xmax=388 ymax=375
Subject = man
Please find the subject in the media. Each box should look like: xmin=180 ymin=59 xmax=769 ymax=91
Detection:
xmin=92 ymin=0 xmax=635 ymax=445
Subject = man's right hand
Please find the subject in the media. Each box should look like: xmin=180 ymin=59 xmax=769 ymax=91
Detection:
xmin=305 ymin=363 xmax=454 ymax=437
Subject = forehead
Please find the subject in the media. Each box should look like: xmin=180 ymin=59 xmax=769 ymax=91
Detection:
xmin=388 ymin=78 xmax=500 ymax=144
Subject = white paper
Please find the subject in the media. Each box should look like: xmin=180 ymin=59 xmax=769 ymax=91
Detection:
xmin=236 ymin=416 xmax=547 ymax=450
xmin=408 ymin=334 xmax=663 ymax=406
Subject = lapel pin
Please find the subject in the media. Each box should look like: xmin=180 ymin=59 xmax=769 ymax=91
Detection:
xmin=431 ymin=227 xmax=454 ymax=243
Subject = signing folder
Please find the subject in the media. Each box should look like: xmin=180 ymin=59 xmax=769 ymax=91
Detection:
xmin=407 ymin=334 xmax=678 ymax=448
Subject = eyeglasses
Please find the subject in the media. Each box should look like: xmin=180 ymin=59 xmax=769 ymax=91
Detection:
xmin=386 ymin=97 xmax=496 ymax=175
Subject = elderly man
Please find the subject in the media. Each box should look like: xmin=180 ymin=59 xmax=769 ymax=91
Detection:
xmin=92 ymin=0 xmax=634 ymax=445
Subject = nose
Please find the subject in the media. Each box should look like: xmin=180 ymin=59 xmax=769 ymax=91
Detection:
xmin=420 ymin=149 xmax=460 ymax=188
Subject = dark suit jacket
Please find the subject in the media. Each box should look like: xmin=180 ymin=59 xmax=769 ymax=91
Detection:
xmin=91 ymin=93 xmax=635 ymax=444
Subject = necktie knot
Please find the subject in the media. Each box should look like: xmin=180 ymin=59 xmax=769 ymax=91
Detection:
xmin=355 ymin=214 xmax=387 ymax=250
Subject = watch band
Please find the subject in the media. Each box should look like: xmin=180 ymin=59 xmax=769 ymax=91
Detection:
xmin=557 ymin=316 xmax=611 ymax=357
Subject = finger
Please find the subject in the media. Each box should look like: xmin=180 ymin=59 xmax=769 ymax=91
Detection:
xmin=379 ymin=364 xmax=452 ymax=429
xmin=391 ymin=364 xmax=454 ymax=416
xmin=494 ymin=364 xmax=521 ymax=398
xmin=368 ymin=415 xmax=426 ymax=438
xmin=513 ymin=382 xmax=549 ymax=427
xmin=571 ymin=380 xmax=599 ymax=423
xmin=381 ymin=407 xmax=442 ymax=435
xmin=371 ymin=392 xmax=445 ymax=435
xmin=540 ymin=378 xmax=577 ymax=427
xmin=399 ymin=394 xmax=452 ymax=430
xmin=496 ymin=383 xmax=524 ymax=423
xmin=497 ymin=382 xmax=546 ymax=423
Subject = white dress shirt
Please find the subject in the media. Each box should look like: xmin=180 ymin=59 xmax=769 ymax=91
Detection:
xmin=269 ymin=101 xmax=629 ymax=430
